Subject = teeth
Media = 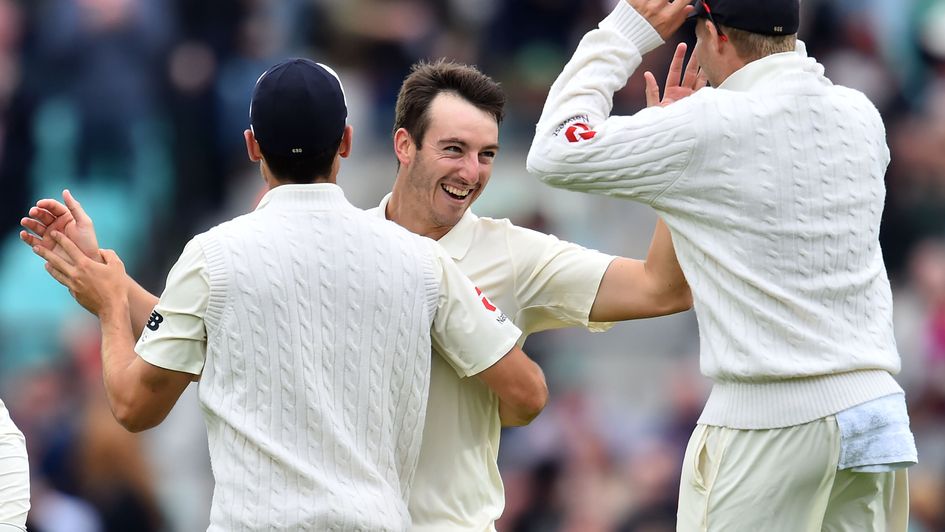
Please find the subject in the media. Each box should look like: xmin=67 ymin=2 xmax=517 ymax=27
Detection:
xmin=443 ymin=184 xmax=471 ymax=198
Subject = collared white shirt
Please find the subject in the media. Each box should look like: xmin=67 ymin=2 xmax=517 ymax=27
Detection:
xmin=370 ymin=193 xmax=614 ymax=531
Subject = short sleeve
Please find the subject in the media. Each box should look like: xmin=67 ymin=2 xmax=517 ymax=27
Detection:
xmin=135 ymin=238 xmax=210 ymax=375
xmin=429 ymin=244 xmax=523 ymax=378
xmin=508 ymin=225 xmax=616 ymax=334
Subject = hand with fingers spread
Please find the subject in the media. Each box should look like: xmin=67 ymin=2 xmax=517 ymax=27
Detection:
xmin=20 ymin=189 xmax=101 ymax=265
xmin=32 ymin=230 xmax=126 ymax=317
xmin=644 ymin=42 xmax=708 ymax=107
xmin=627 ymin=0 xmax=695 ymax=40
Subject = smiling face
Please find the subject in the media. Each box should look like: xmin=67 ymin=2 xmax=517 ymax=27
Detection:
xmin=390 ymin=92 xmax=499 ymax=239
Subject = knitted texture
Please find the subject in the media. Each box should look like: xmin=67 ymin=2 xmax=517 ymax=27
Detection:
xmin=195 ymin=185 xmax=438 ymax=531
xmin=0 ymin=399 xmax=29 ymax=527
xmin=527 ymin=2 xmax=903 ymax=428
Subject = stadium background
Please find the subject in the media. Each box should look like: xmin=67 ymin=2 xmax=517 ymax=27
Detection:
xmin=0 ymin=0 xmax=943 ymax=530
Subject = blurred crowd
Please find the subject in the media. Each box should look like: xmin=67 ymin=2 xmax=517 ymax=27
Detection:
xmin=0 ymin=0 xmax=943 ymax=531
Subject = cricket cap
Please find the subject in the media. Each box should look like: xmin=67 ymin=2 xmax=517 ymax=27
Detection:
xmin=690 ymin=0 xmax=800 ymax=36
xmin=249 ymin=58 xmax=348 ymax=157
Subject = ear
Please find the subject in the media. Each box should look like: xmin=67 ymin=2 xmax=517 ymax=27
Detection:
xmin=705 ymin=19 xmax=727 ymax=51
xmin=244 ymin=129 xmax=262 ymax=162
xmin=393 ymin=128 xmax=415 ymax=167
xmin=338 ymin=125 xmax=354 ymax=159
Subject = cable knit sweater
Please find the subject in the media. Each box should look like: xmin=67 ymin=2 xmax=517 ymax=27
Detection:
xmin=527 ymin=2 xmax=903 ymax=429
xmin=195 ymin=187 xmax=441 ymax=531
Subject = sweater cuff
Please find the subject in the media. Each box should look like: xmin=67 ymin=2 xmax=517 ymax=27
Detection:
xmin=600 ymin=1 xmax=664 ymax=55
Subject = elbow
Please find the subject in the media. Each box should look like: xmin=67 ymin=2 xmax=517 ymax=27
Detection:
xmin=525 ymin=150 xmax=557 ymax=184
xmin=669 ymin=286 xmax=693 ymax=314
xmin=655 ymin=280 xmax=693 ymax=316
xmin=110 ymin=402 xmax=162 ymax=433
xmin=509 ymin=375 xmax=549 ymax=427
xmin=523 ymin=380 xmax=550 ymax=425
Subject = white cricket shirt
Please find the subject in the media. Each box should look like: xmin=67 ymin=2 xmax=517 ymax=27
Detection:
xmin=370 ymin=194 xmax=615 ymax=531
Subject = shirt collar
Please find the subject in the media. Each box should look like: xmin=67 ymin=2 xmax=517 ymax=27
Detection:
xmin=375 ymin=192 xmax=478 ymax=260
xmin=255 ymin=183 xmax=352 ymax=211
xmin=718 ymin=40 xmax=824 ymax=92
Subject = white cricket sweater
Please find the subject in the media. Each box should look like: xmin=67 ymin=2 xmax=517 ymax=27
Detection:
xmin=195 ymin=187 xmax=441 ymax=531
xmin=527 ymin=2 xmax=904 ymax=429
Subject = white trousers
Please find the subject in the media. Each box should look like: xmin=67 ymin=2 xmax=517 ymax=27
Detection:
xmin=0 ymin=401 xmax=29 ymax=529
xmin=677 ymin=416 xmax=909 ymax=532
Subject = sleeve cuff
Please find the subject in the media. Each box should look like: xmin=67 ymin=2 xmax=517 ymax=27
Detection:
xmin=462 ymin=335 xmax=520 ymax=378
xmin=601 ymin=1 xmax=664 ymax=55
xmin=136 ymin=342 xmax=205 ymax=376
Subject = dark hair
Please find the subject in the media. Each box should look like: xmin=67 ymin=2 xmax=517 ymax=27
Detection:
xmin=393 ymin=59 xmax=506 ymax=148
xmin=260 ymin=135 xmax=343 ymax=184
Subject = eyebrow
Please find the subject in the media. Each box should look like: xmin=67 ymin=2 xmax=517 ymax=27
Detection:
xmin=437 ymin=137 xmax=500 ymax=152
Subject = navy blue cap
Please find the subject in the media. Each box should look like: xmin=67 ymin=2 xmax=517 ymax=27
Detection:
xmin=250 ymin=58 xmax=347 ymax=157
xmin=691 ymin=0 xmax=799 ymax=36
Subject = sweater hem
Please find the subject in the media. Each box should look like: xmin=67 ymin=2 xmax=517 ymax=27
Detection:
xmin=697 ymin=369 xmax=903 ymax=429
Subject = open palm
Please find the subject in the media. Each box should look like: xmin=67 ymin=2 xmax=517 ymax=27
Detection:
xmin=644 ymin=43 xmax=707 ymax=107
xmin=20 ymin=189 xmax=101 ymax=263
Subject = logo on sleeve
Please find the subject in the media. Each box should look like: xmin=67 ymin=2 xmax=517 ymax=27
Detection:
xmin=565 ymin=123 xmax=597 ymax=143
xmin=476 ymin=287 xmax=509 ymax=324
xmin=146 ymin=310 xmax=164 ymax=331
xmin=475 ymin=287 xmax=497 ymax=312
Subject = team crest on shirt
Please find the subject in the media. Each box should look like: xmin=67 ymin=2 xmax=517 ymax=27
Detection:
xmin=564 ymin=123 xmax=597 ymax=143
xmin=553 ymin=114 xmax=597 ymax=143
xmin=475 ymin=287 xmax=508 ymax=323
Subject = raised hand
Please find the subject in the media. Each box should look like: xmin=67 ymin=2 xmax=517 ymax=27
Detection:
xmin=20 ymin=189 xmax=101 ymax=264
xmin=627 ymin=0 xmax=695 ymax=40
xmin=644 ymin=42 xmax=707 ymax=107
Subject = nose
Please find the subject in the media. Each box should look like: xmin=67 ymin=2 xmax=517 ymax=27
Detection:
xmin=456 ymin=153 xmax=479 ymax=184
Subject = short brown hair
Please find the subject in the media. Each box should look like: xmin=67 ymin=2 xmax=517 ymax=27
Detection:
xmin=393 ymin=59 xmax=506 ymax=147
xmin=721 ymin=24 xmax=797 ymax=63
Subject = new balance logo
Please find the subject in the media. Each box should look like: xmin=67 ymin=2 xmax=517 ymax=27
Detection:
xmin=146 ymin=310 xmax=164 ymax=331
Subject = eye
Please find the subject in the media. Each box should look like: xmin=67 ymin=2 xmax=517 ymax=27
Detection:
xmin=444 ymin=145 xmax=462 ymax=154
xmin=479 ymin=151 xmax=496 ymax=162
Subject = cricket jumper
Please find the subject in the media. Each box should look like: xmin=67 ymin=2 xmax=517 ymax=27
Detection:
xmin=0 ymin=399 xmax=29 ymax=529
xmin=137 ymin=184 xmax=522 ymax=531
xmin=527 ymin=2 xmax=904 ymax=430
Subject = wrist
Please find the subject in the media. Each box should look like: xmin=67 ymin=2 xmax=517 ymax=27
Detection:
xmin=603 ymin=0 xmax=664 ymax=55
xmin=99 ymin=295 xmax=130 ymax=322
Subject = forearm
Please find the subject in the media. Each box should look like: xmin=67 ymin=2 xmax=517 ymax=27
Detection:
xmin=98 ymin=298 xmax=142 ymax=427
xmin=642 ymin=217 xmax=691 ymax=312
xmin=589 ymin=219 xmax=691 ymax=321
xmin=127 ymin=275 xmax=160 ymax=338
xmin=535 ymin=4 xmax=661 ymax=139
xmin=527 ymin=3 xmax=697 ymax=201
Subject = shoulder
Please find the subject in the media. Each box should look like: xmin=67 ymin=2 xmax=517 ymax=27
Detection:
xmin=199 ymin=210 xmax=258 ymax=239
xmin=479 ymin=216 xmax=566 ymax=247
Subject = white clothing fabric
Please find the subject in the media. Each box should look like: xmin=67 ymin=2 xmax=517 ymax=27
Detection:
xmin=527 ymin=2 xmax=905 ymax=429
xmin=0 ymin=399 xmax=29 ymax=529
xmin=136 ymin=183 xmax=522 ymax=531
xmin=836 ymin=393 xmax=916 ymax=472
xmin=678 ymin=417 xmax=909 ymax=531
xmin=370 ymin=193 xmax=614 ymax=531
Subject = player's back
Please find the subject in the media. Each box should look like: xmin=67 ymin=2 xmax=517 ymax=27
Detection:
xmin=194 ymin=185 xmax=439 ymax=531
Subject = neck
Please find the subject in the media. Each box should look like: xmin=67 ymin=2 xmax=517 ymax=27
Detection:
xmin=387 ymin=181 xmax=453 ymax=241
